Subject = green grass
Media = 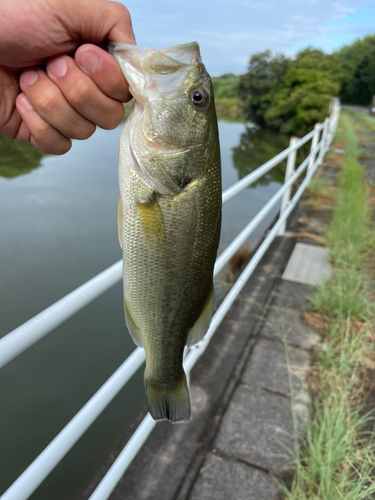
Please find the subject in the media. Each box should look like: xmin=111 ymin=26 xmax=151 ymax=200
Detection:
xmin=333 ymin=127 xmax=344 ymax=144
xmin=312 ymin=263 xmax=373 ymax=320
xmin=283 ymin=384 xmax=375 ymax=500
xmin=345 ymin=109 xmax=375 ymax=132
xmin=282 ymin=110 xmax=375 ymax=500
xmin=312 ymin=114 xmax=375 ymax=320
xmin=306 ymin=177 xmax=325 ymax=196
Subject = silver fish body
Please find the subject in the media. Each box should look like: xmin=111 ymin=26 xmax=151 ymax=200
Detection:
xmin=110 ymin=42 xmax=221 ymax=423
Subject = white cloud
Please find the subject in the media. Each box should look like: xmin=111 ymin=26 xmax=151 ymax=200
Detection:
xmin=331 ymin=2 xmax=355 ymax=19
xmin=328 ymin=23 xmax=372 ymax=32
xmin=122 ymin=0 xmax=375 ymax=75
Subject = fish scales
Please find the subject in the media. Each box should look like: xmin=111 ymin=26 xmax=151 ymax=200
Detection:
xmin=110 ymin=42 xmax=222 ymax=423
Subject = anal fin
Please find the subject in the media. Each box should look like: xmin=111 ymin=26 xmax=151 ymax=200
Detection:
xmin=124 ymin=297 xmax=143 ymax=347
xmin=187 ymin=286 xmax=214 ymax=347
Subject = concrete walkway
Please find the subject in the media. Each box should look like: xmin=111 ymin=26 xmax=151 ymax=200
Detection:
xmin=82 ymin=160 xmax=336 ymax=500
xmin=187 ymin=276 xmax=319 ymax=500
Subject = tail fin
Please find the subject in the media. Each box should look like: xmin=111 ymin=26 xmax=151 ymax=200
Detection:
xmin=145 ymin=375 xmax=190 ymax=423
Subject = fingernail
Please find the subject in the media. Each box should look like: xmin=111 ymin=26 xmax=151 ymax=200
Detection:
xmin=19 ymin=95 xmax=33 ymax=111
xmin=80 ymin=51 xmax=100 ymax=72
xmin=48 ymin=57 xmax=68 ymax=77
xmin=22 ymin=70 xmax=38 ymax=86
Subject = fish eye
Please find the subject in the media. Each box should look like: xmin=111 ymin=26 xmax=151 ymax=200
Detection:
xmin=190 ymin=87 xmax=209 ymax=108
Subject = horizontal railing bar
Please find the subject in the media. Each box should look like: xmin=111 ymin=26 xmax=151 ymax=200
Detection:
xmin=0 ymin=348 xmax=145 ymax=500
xmin=87 ymin=414 xmax=156 ymax=500
xmin=0 ymin=261 xmax=123 ymax=369
xmin=214 ymin=140 xmax=321 ymax=276
xmin=0 ymin=122 xmax=327 ymax=371
xmin=85 ymin=126 xmax=333 ymax=500
xmin=0 ymin=108 xmax=338 ymax=500
xmin=0 ymin=126 xmax=318 ymax=370
xmin=221 ymin=124 xmax=321 ymax=205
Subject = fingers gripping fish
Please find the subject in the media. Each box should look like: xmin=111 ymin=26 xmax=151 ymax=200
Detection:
xmin=109 ymin=42 xmax=222 ymax=423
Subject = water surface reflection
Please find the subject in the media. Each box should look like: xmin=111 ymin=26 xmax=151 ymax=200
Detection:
xmin=0 ymin=120 xmax=292 ymax=499
xmin=232 ymin=125 xmax=289 ymax=186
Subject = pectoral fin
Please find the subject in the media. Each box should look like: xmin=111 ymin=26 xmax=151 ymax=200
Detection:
xmin=187 ymin=286 xmax=214 ymax=347
xmin=118 ymin=197 xmax=123 ymax=249
xmin=124 ymin=297 xmax=143 ymax=347
xmin=136 ymin=194 xmax=166 ymax=248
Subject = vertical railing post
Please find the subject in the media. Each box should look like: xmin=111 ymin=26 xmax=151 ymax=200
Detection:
xmin=330 ymin=103 xmax=339 ymax=143
xmin=278 ymin=136 xmax=298 ymax=235
xmin=308 ymin=123 xmax=320 ymax=173
xmin=327 ymin=111 xmax=334 ymax=144
xmin=318 ymin=119 xmax=329 ymax=165
xmin=184 ymin=346 xmax=190 ymax=387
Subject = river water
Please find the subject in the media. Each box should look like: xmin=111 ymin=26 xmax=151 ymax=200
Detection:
xmin=0 ymin=121 xmax=289 ymax=499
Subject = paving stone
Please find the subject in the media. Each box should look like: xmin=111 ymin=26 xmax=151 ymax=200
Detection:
xmin=215 ymin=385 xmax=297 ymax=475
xmin=259 ymin=308 xmax=320 ymax=350
xmin=269 ymin=280 xmax=313 ymax=310
xmin=322 ymin=164 xmax=340 ymax=186
xmin=282 ymin=243 xmax=331 ymax=286
xmin=242 ymin=338 xmax=310 ymax=402
xmin=188 ymin=453 xmax=279 ymax=500
xmin=361 ymin=158 xmax=375 ymax=184
xmin=360 ymin=141 xmax=375 ymax=155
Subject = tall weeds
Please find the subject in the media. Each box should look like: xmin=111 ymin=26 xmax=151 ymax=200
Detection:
xmin=283 ymin=111 xmax=375 ymax=500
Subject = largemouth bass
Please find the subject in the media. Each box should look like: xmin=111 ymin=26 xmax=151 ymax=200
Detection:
xmin=109 ymin=42 xmax=221 ymax=423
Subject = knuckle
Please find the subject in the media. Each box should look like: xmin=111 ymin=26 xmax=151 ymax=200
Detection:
xmin=33 ymin=119 xmax=51 ymax=137
xmin=1 ymin=73 xmax=24 ymax=139
xmin=34 ymin=137 xmax=71 ymax=155
xmin=113 ymin=2 xmax=131 ymax=18
xmin=71 ymin=122 xmax=96 ymax=140
xmin=101 ymin=106 xmax=124 ymax=130
xmin=36 ymin=90 xmax=61 ymax=116
xmin=68 ymin=80 xmax=92 ymax=108
xmin=54 ymin=140 xmax=72 ymax=155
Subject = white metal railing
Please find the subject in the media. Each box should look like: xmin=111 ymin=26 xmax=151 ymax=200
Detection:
xmin=0 ymin=101 xmax=340 ymax=500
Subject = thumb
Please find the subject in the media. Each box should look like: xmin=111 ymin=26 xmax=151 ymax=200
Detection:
xmin=71 ymin=0 xmax=136 ymax=45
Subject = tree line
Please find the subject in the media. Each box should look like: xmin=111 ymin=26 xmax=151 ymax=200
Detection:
xmin=213 ymin=34 xmax=375 ymax=134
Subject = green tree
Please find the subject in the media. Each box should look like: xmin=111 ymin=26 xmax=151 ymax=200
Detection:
xmin=212 ymin=73 xmax=239 ymax=99
xmin=266 ymin=49 xmax=340 ymax=134
xmin=0 ymin=135 xmax=45 ymax=178
xmin=335 ymin=35 xmax=375 ymax=105
xmin=238 ymin=50 xmax=289 ymax=127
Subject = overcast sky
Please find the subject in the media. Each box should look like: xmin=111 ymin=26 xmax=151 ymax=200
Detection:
xmin=120 ymin=0 xmax=375 ymax=76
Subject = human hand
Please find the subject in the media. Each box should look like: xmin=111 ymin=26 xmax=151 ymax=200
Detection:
xmin=0 ymin=0 xmax=135 ymax=154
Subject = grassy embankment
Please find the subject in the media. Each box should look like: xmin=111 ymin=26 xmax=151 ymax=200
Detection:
xmin=283 ymin=111 xmax=375 ymax=499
